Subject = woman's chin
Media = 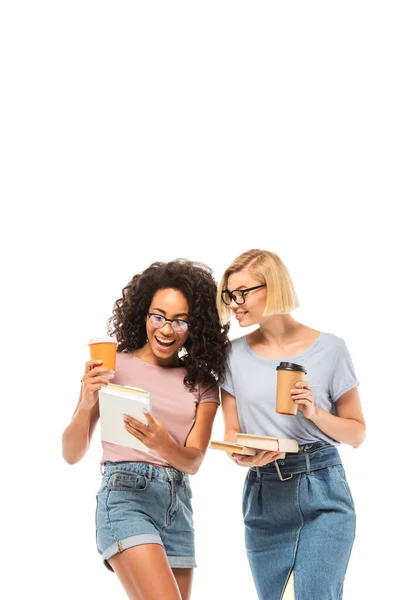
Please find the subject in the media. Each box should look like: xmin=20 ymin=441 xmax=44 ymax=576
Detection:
xmin=238 ymin=316 xmax=256 ymax=328
xmin=153 ymin=348 xmax=175 ymax=360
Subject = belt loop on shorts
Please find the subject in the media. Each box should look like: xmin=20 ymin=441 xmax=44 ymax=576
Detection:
xmin=148 ymin=465 xmax=153 ymax=481
xmin=255 ymin=466 xmax=261 ymax=480
xmin=305 ymin=453 xmax=311 ymax=474
xmin=100 ymin=463 xmax=105 ymax=475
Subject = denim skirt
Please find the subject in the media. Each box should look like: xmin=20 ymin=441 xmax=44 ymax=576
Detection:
xmin=96 ymin=461 xmax=196 ymax=571
xmin=243 ymin=443 xmax=356 ymax=600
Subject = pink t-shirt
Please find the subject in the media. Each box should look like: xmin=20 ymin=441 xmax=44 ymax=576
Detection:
xmin=100 ymin=353 xmax=220 ymax=467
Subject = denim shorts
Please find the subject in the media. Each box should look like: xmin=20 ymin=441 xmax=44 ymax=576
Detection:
xmin=95 ymin=461 xmax=196 ymax=571
xmin=243 ymin=443 xmax=356 ymax=600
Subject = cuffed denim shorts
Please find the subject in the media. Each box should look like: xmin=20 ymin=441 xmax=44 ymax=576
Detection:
xmin=243 ymin=442 xmax=356 ymax=600
xmin=95 ymin=461 xmax=196 ymax=571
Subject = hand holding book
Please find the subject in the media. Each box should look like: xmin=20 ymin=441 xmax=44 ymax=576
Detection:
xmin=209 ymin=434 xmax=299 ymax=467
xmin=232 ymin=449 xmax=285 ymax=468
xmin=99 ymin=384 xmax=152 ymax=451
xmin=123 ymin=410 xmax=174 ymax=453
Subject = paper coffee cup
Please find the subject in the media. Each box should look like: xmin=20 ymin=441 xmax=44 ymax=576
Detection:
xmin=276 ymin=362 xmax=307 ymax=416
xmin=88 ymin=336 xmax=117 ymax=371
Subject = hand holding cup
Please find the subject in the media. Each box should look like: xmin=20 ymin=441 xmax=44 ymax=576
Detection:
xmin=291 ymin=381 xmax=316 ymax=419
xmin=80 ymin=360 xmax=115 ymax=410
xmin=81 ymin=336 xmax=117 ymax=410
xmin=276 ymin=362 xmax=307 ymax=416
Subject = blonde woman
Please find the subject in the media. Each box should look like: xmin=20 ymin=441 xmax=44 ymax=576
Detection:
xmin=217 ymin=249 xmax=365 ymax=600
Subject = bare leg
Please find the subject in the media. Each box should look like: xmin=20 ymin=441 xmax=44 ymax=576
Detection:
xmin=172 ymin=568 xmax=194 ymax=600
xmin=282 ymin=570 xmax=295 ymax=600
xmin=108 ymin=544 xmax=182 ymax=600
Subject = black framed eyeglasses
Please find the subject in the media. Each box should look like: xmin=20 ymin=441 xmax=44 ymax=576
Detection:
xmin=221 ymin=284 xmax=266 ymax=306
xmin=147 ymin=313 xmax=190 ymax=333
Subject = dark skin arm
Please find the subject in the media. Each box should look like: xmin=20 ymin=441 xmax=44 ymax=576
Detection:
xmin=124 ymin=401 xmax=219 ymax=475
xmin=62 ymin=360 xmax=114 ymax=464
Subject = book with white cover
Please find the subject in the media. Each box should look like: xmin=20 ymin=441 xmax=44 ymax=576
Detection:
xmin=99 ymin=384 xmax=152 ymax=451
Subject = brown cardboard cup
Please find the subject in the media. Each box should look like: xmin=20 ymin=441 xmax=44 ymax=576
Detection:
xmin=276 ymin=362 xmax=307 ymax=416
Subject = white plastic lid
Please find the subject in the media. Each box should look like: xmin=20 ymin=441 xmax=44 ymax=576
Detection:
xmin=88 ymin=336 xmax=117 ymax=345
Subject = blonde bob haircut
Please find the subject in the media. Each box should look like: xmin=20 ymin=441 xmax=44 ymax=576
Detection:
xmin=217 ymin=249 xmax=299 ymax=324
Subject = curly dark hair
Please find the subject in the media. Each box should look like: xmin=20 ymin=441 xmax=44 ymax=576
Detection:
xmin=107 ymin=259 xmax=230 ymax=391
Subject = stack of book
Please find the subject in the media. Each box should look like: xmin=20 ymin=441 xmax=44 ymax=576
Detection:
xmin=209 ymin=433 xmax=299 ymax=456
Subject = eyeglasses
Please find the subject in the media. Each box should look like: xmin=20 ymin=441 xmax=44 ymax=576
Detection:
xmin=147 ymin=313 xmax=190 ymax=333
xmin=221 ymin=284 xmax=266 ymax=306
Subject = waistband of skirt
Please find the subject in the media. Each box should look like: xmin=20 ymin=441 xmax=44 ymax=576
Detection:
xmin=102 ymin=461 xmax=189 ymax=483
xmin=251 ymin=442 xmax=341 ymax=477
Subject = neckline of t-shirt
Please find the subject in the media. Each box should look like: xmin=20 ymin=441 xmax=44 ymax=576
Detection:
xmin=128 ymin=354 xmax=186 ymax=370
xmin=242 ymin=331 xmax=325 ymax=367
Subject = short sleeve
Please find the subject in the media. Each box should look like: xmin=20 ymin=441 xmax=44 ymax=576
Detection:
xmin=198 ymin=383 xmax=220 ymax=405
xmin=329 ymin=340 xmax=360 ymax=402
xmin=219 ymin=358 xmax=235 ymax=396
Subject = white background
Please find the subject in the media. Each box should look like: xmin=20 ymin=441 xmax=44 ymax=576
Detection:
xmin=1 ymin=2 xmax=399 ymax=599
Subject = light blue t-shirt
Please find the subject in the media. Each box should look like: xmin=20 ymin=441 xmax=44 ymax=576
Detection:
xmin=221 ymin=332 xmax=359 ymax=446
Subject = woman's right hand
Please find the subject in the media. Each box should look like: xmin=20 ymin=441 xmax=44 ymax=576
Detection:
xmin=80 ymin=360 xmax=115 ymax=410
xmin=231 ymin=450 xmax=285 ymax=467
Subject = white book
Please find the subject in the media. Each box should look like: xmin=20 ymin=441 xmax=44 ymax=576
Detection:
xmin=99 ymin=384 xmax=152 ymax=451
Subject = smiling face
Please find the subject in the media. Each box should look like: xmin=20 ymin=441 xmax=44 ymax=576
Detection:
xmin=226 ymin=270 xmax=267 ymax=327
xmin=144 ymin=288 xmax=190 ymax=365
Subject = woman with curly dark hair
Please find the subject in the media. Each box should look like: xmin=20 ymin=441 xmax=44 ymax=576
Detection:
xmin=62 ymin=259 xmax=228 ymax=600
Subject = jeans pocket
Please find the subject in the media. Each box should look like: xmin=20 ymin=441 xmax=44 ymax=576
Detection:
xmin=332 ymin=464 xmax=355 ymax=508
xmin=95 ymin=495 xmax=100 ymax=551
xmin=242 ymin=471 xmax=251 ymax=511
xmin=242 ymin=472 xmax=260 ymax=521
xmin=96 ymin=474 xmax=111 ymax=496
xmin=109 ymin=472 xmax=150 ymax=492
xmin=184 ymin=481 xmax=193 ymax=500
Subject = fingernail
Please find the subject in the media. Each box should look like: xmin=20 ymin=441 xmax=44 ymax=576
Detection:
xmin=94 ymin=360 xmax=103 ymax=364
xmin=105 ymin=373 xmax=114 ymax=379
xmin=143 ymin=409 xmax=148 ymax=414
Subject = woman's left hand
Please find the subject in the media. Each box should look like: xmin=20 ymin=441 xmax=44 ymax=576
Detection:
xmin=291 ymin=381 xmax=316 ymax=420
xmin=123 ymin=410 xmax=172 ymax=452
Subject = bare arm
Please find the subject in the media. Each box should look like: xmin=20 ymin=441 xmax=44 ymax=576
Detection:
xmin=124 ymin=401 xmax=219 ymax=475
xmin=221 ymin=388 xmax=242 ymax=441
xmin=221 ymin=389 xmax=282 ymax=467
xmin=169 ymin=401 xmax=219 ymax=474
xmin=292 ymin=382 xmax=366 ymax=448
xmin=62 ymin=361 xmax=114 ymax=465
xmin=311 ymin=387 xmax=366 ymax=447
xmin=62 ymin=386 xmax=99 ymax=464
